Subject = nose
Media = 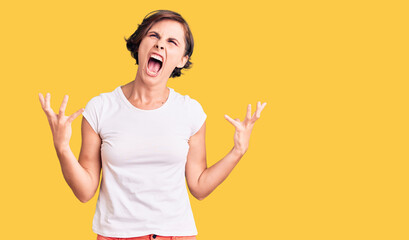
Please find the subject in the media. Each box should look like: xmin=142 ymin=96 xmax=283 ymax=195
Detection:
xmin=155 ymin=42 xmax=164 ymax=50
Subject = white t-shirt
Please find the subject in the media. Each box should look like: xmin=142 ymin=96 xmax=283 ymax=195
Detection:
xmin=82 ymin=85 xmax=207 ymax=238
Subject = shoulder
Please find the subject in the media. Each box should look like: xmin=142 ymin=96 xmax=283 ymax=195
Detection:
xmin=176 ymin=92 xmax=206 ymax=118
xmin=85 ymin=87 xmax=117 ymax=105
xmin=171 ymin=88 xmax=204 ymax=109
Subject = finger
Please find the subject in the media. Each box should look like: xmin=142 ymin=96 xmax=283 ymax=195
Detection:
xmin=224 ymin=114 xmax=241 ymax=128
xmin=59 ymin=95 xmax=69 ymax=116
xmin=39 ymin=93 xmax=51 ymax=119
xmin=45 ymin=93 xmax=51 ymax=110
xmin=245 ymin=104 xmax=252 ymax=122
xmin=67 ymin=108 xmax=85 ymax=124
xmin=253 ymin=101 xmax=267 ymax=119
xmin=257 ymin=102 xmax=262 ymax=118
xmin=42 ymin=93 xmax=55 ymax=116
xmin=39 ymin=93 xmax=45 ymax=108
xmin=252 ymin=101 xmax=261 ymax=119
xmin=259 ymin=102 xmax=267 ymax=114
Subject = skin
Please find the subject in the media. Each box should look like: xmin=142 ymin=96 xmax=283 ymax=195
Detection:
xmin=38 ymin=19 xmax=267 ymax=203
xmin=122 ymin=19 xmax=189 ymax=108
xmin=186 ymin=102 xmax=267 ymax=200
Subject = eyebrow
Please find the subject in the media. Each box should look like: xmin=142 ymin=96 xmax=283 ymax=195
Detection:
xmin=148 ymin=31 xmax=180 ymax=45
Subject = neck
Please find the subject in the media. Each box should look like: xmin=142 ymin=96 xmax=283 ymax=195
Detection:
xmin=125 ymin=73 xmax=169 ymax=105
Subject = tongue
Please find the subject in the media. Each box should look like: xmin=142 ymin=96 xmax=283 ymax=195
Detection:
xmin=148 ymin=58 xmax=161 ymax=73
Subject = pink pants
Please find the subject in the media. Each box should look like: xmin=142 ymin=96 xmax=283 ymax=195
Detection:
xmin=97 ymin=234 xmax=197 ymax=240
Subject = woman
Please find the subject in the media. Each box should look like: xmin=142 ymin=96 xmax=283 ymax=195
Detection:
xmin=38 ymin=9 xmax=266 ymax=240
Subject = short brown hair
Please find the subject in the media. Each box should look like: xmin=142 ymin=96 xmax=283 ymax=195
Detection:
xmin=124 ymin=10 xmax=194 ymax=78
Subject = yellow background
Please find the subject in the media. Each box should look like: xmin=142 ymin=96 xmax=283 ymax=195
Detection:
xmin=1 ymin=0 xmax=408 ymax=239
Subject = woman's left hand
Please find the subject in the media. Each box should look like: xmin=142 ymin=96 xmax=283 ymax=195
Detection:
xmin=224 ymin=101 xmax=267 ymax=156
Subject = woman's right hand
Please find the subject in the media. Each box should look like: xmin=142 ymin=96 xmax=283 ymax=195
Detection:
xmin=39 ymin=93 xmax=84 ymax=151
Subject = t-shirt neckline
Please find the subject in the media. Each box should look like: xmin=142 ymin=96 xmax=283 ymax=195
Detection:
xmin=116 ymin=85 xmax=174 ymax=112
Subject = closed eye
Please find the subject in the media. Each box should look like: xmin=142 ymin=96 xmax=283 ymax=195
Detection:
xmin=148 ymin=32 xmax=178 ymax=46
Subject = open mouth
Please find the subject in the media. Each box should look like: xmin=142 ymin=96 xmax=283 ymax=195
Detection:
xmin=146 ymin=55 xmax=163 ymax=76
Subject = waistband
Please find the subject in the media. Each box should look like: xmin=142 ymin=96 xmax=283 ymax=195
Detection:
xmin=97 ymin=234 xmax=197 ymax=240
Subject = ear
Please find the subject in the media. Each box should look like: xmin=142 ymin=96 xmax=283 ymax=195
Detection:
xmin=177 ymin=55 xmax=189 ymax=68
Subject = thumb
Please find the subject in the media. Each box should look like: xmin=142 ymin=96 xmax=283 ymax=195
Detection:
xmin=67 ymin=108 xmax=85 ymax=124
xmin=224 ymin=114 xmax=240 ymax=128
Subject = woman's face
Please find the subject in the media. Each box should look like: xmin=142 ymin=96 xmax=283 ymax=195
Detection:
xmin=138 ymin=19 xmax=189 ymax=81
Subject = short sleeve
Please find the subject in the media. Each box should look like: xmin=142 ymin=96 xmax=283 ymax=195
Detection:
xmin=189 ymin=98 xmax=207 ymax=137
xmin=82 ymin=95 xmax=103 ymax=135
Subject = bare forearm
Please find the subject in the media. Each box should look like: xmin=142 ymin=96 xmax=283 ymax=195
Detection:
xmin=196 ymin=147 xmax=243 ymax=200
xmin=55 ymin=146 xmax=93 ymax=202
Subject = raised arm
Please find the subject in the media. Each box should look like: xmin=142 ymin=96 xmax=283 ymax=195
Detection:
xmin=39 ymin=93 xmax=102 ymax=203
xmin=185 ymin=101 xmax=267 ymax=200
